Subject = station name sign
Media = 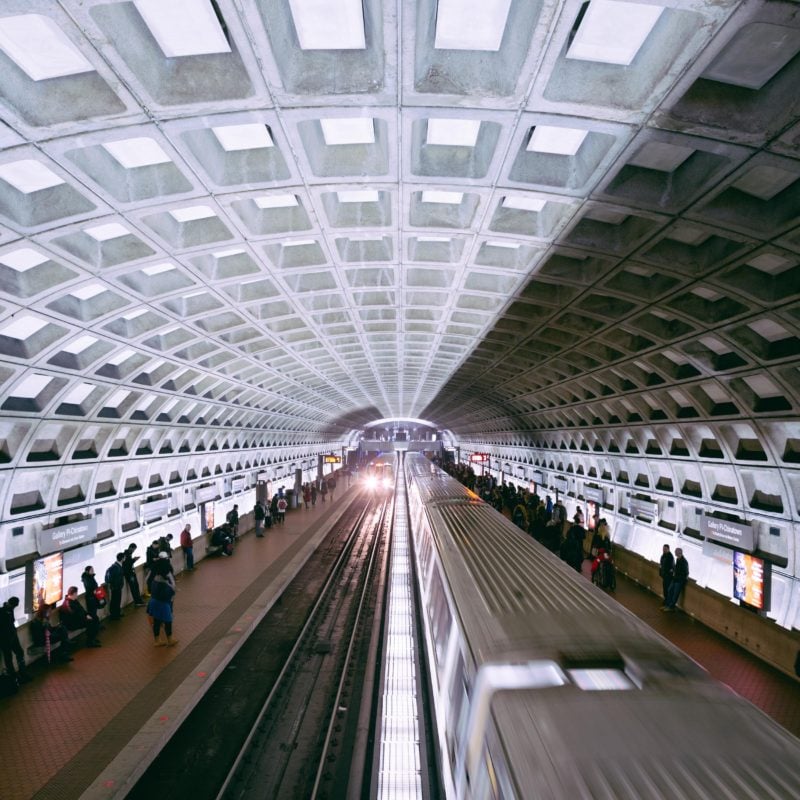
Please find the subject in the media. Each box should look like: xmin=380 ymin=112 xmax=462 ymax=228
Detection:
xmin=702 ymin=515 xmax=755 ymax=552
xmin=36 ymin=517 xmax=97 ymax=556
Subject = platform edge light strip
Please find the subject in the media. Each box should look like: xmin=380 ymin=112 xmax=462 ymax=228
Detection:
xmin=377 ymin=462 xmax=423 ymax=799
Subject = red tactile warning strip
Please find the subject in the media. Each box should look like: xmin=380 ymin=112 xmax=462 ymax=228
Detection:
xmin=1 ymin=502 xmax=798 ymax=800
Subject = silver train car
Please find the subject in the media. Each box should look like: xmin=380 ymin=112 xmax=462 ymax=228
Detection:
xmin=404 ymin=453 xmax=800 ymax=800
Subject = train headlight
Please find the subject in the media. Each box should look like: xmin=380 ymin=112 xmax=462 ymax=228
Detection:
xmin=366 ymin=476 xmax=377 ymax=489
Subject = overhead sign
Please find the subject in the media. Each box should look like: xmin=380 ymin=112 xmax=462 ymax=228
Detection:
xmin=530 ymin=470 xmax=545 ymax=486
xmin=231 ymin=477 xmax=246 ymax=493
xmin=469 ymin=452 xmax=490 ymax=462
xmin=584 ymin=486 xmax=604 ymax=504
xmin=324 ymin=455 xmax=342 ymax=464
xmin=35 ymin=517 xmax=97 ymax=556
xmin=553 ymin=476 xmax=569 ymax=494
xmin=141 ymin=498 xmax=169 ymax=521
xmin=195 ymin=485 xmax=219 ymax=505
xmin=629 ymin=497 xmax=658 ymax=519
xmin=702 ymin=515 xmax=755 ymax=552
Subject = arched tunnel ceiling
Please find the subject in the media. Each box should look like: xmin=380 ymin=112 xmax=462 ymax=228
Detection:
xmin=0 ymin=0 xmax=798 ymax=449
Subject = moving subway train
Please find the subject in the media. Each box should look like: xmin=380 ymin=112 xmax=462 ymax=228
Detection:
xmin=404 ymin=454 xmax=800 ymax=800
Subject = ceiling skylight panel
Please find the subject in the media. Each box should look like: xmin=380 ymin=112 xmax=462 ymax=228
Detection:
xmin=426 ymin=119 xmax=481 ymax=147
xmin=255 ymin=194 xmax=298 ymax=209
xmin=0 ymin=159 xmax=65 ymax=193
xmin=566 ymin=0 xmax=664 ymax=66
xmin=0 ymin=14 xmax=94 ymax=81
xmin=85 ymin=222 xmax=130 ymax=241
xmin=0 ymin=248 xmax=49 ymax=271
xmin=527 ymin=126 xmax=587 ymax=155
xmin=288 ymin=0 xmax=366 ymax=50
xmin=108 ymin=348 xmax=135 ymax=365
xmin=503 ymin=195 xmax=546 ymax=212
xmin=102 ymin=138 xmax=171 ymax=169
xmin=320 ymin=118 xmax=375 ymax=145
xmin=63 ymin=335 xmax=98 ymax=354
xmin=15 ymin=374 xmax=52 ymax=398
xmin=70 ymin=283 xmax=106 ymax=301
xmin=133 ymin=0 xmax=231 ymax=57
xmin=62 ymin=383 xmax=96 ymax=405
xmin=421 ymin=190 xmax=464 ymax=204
xmin=141 ymin=262 xmax=176 ymax=275
xmin=212 ymin=124 xmax=274 ymax=151
xmin=337 ymin=190 xmax=380 ymax=203
xmin=434 ymin=0 xmax=512 ymax=51
xmin=2 ymin=314 xmax=49 ymax=339
xmin=170 ymin=205 xmax=216 ymax=222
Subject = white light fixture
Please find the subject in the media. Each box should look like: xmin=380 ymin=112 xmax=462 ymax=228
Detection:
xmin=288 ymin=0 xmax=366 ymax=50
xmin=255 ymin=194 xmax=298 ymax=209
xmin=283 ymin=239 xmax=316 ymax=248
xmin=527 ymin=126 xmax=587 ymax=156
xmin=62 ymin=383 xmax=96 ymax=404
xmin=0 ymin=248 xmax=49 ymax=272
xmin=0 ymin=159 xmax=64 ymax=193
xmin=566 ymin=0 xmax=664 ymax=66
xmin=420 ymin=190 xmax=464 ymax=204
xmin=141 ymin=262 xmax=176 ymax=276
xmin=108 ymin=348 xmax=135 ymax=366
xmin=426 ymin=118 xmax=481 ymax=147
xmin=434 ymin=0 xmax=512 ymax=51
xmin=62 ymin=336 xmax=98 ymax=355
xmin=417 ymin=236 xmax=451 ymax=243
xmin=0 ymin=14 xmax=94 ymax=81
xmin=84 ymin=222 xmax=130 ymax=241
xmin=213 ymin=248 xmax=246 ymax=259
xmin=133 ymin=0 xmax=231 ymax=57
xmin=70 ymin=283 xmax=106 ymax=301
xmin=503 ymin=195 xmax=546 ymax=212
xmin=320 ymin=117 xmax=375 ymax=145
xmin=2 ymin=314 xmax=49 ymax=339
xmin=337 ymin=189 xmax=380 ymax=203
xmin=170 ymin=205 xmax=216 ymax=222
xmin=102 ymin=137 xmax=171 ymax=169
xmin=486 ymin=240 xmax=520 ymax=249
xmin=14 ymin=374 xmax=52 ymax=399
xmin=212 ymin=123 xmax=274 ymax=151
xmin=122 ymin=307 xmax=149 ymax=320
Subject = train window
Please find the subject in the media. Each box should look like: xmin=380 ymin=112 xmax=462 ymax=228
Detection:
xmin=427 ymin=566 xmax=453 ymax=670
xmin=471 ymin=721 xmax=516 ymax=800
xmin=446 ymin=653 xmax=471 ymax=770
xmin=568 ymin=668 xmax=634 ymax=691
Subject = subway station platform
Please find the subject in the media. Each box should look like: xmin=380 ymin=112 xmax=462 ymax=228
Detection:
xmin=2 ymin=487 xmax=799 ymax=800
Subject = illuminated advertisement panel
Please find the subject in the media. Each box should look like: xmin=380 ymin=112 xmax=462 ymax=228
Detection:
xmin=732 ymin=551 xmax=769 ymax=611
xmin=30 ymin=552 xmax=64 ymax=613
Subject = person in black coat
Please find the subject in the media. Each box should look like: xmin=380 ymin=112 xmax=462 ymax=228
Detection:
xmin=60 ymin=587 xmax=101 ymax=647
xmin=659 ymin=544 xmax=675 ymax=605
xmin=663 ymin=548 xmax=689 ymax=611
xmin=81 ymin=566 xmax=103 ymax=626
xmin=0 ymin=596 xmax=30 ymax=682
xmin=105 ymin=552 xmax=125 ymax=620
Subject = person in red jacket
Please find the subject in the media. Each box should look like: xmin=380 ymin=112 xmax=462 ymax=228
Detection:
xmin=180 ymin=523 xmax=194 ymax=571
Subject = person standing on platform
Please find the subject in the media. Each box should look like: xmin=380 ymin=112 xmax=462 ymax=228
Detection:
xmin=147 ymin=560 xmax=178 ymax=647
xmin=226 ymin=504 xmax=240 ymax=540
xmin=276 ymin=495 xmax=287 ymax=524
xmin=180 ymin=523 xmax=195 ymax=568
xmin=123 ymin=544 xmax=144 ymax=607
xmin=81 ymin=566 xmax=103 ymax=627
xmin=320 ymin=479 xmax=328 ymax=503
xmin=302 ymin=484 xmax=311 ymax=509
xmin=663 ymin=548 xmax=689 ymax=611
xmin=328 ymin=475 xmax=336 ymax=501
xmin=253 ymin=502 xmax=265 ymax=537
xmin=659 ymin=544 xmax=675 ymax=607
xmin=105 ymin=552 xmax=125 ymax=620
xmin=1 ymin=596 xmax=30 ymax=683
xmin=310 ymin=484 xmax=317 ymax=506
xmin=145 ymin=539 xmax=160 ymax=596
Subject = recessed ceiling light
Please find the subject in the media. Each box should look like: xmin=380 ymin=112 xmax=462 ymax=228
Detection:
xmin=0 ymin=14 xmax=94 ymax=81
xmin=61 ymin=383 xmax=95 ymax=404
xmin=141 ymin=262 xmax=176 ymax=276
xmin=85 ymin=222 xmax=130 ymax=241
xmin=486 ymin=240 xmax=520 ymax=249
xmin=0 ymin=248 xmax=49 ymax=272
xmin=2 ymin=314 xmax=49 ymax=339
xmin=320 ymin=118 xmax=375 ymax=145
xmin=566 ymin=0 xmax=664 ymax=66
xmin=170 ymin=205 xmax=216 ymax=222
xmin=108 ymin=348 xmax=135 ymax=366
xmin=14 ymin=374 xmax=52 ymax=399
xmin=748 ymin=319 xmax=789 ymax=343
xmin=283 ymin=239 xmax=316 ymax=247
xmin=337 ymin=190 xmax=380 ymax=203
xmin=255 ymin=194 xmax=298 ymax=209
xmin=502 ymin=195 xmax=546 ymax=212
xmin=421 ymin=190 xmax=464 ymax=204
xmin=527 ymin=126 xmax=588 ymax=156
xmin=212 ymin=123 xmax=274 ymax=151
xmin=434 ymin=0 xmax=512 ymax=51
xmin=122 ymin=308 xmax=149 ymax=320
xmin=426 ymin=118 xmax=481 ymax=147
xmin=0 ymin=159 xmax=65 ymax=193
xmin=62 ymin=337 xmax=98 ymax=355
xmin=70 ymin=283 xmax=107 ymax=301
xmin=102 ymin=137 xmax=171 ymax=168
xmin=747 ymin=253 xmax=792 ymax=275
xmin=133 ymin=0 xmax=231 ymax=57
xmin=417 ymin=236 xmax=451 ymax=243
xmin=288 ymin=0 xmax=366 ymax=50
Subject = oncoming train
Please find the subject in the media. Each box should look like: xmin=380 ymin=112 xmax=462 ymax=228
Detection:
xmin=404 ymin=453 xmax=800 ymax=800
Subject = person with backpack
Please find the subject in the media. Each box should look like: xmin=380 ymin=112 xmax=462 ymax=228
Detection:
xmin=276 ymin=495 xmax=287 ymax=524
xmin=105 ymin=553 xmax=125 ymax=620
xmin=253 ymin=501 xmax=266 ymax=537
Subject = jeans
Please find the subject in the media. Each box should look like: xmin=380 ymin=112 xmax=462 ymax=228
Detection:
xmin=183 ymin=546 xmax=194 ymax=570
xmin=665 ymin=580 xmax=685 ymax=609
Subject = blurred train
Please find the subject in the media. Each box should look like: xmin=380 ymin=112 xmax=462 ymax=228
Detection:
xmin=404 ymin=453 xmax=800 ymax=800
xmin=364 ymin=458 xmax=394 ymax=492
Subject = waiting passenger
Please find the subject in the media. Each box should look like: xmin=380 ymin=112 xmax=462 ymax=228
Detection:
xmin=659 ymin=544 xmax=674 ymax=604
xmin=0 ymin=597 xmax=30 ymax=683
xmin=60 ymin=587 xmax=101 ymax=648
xmin=147 ymin=561 xmax=178 ymax=647
xmin=663 ymin=548 xmax=689 ymax=611
xmin=34 ymin=603 xmax=73 ymax=663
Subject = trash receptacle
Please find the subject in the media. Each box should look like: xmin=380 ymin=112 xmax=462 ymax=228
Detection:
xmin=286 ymin=489 xmax=297 ymax=509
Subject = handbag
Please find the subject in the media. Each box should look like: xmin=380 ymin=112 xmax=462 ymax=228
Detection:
xmin=94 ymin=585 xmax=108 ymax=608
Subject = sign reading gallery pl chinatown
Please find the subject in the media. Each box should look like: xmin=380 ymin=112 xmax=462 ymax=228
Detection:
xmin=702 ymin=515 xmax=755 ymax=553
xmin=35 ymin=517 xmax=97 ymax=556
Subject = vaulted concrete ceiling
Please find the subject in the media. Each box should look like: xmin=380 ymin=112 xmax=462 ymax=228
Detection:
xmin=0 ymin=0 xmax=798 ymax=450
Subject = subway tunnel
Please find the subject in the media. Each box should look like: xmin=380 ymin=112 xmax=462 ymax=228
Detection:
xmin=0 ymin=1 xmax=799 ymax=672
